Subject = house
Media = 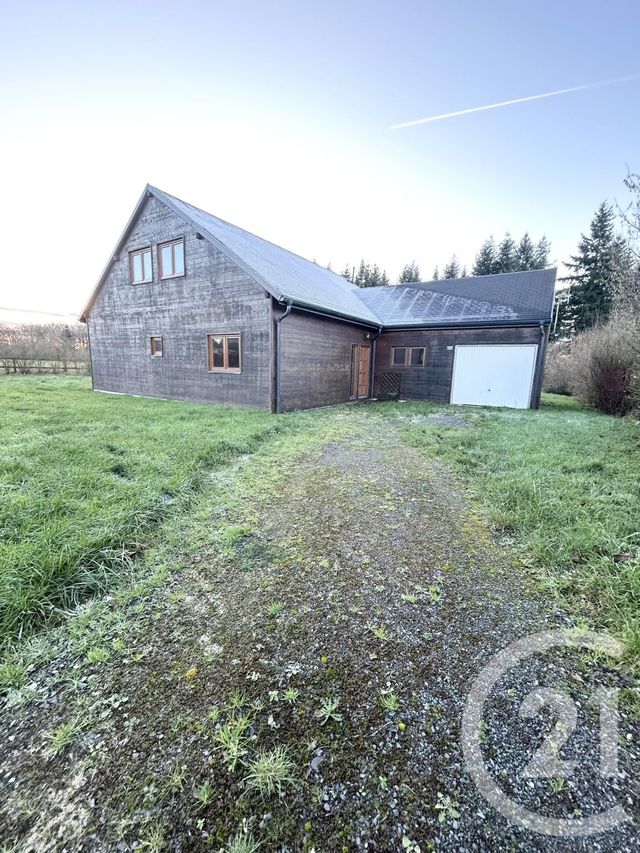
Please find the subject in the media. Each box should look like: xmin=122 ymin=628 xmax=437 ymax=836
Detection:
xmin=80 ymin=186 xmax=556 ymax=412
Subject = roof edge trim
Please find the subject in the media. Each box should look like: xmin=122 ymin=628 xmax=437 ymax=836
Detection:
xmin=79 ymin=185 xmax=154 ymax=321
xmin=147 ymin=187 xmax=282 ymax=302
xmin=380 ymin=317 xmax=552 ymax=331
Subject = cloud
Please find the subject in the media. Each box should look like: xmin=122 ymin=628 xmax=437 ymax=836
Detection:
xmin=388 ymin=73 xmax=640 ymax=130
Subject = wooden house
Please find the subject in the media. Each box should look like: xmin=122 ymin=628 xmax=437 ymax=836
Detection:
xmin=80 ymin=186 xmax=556 ymax=412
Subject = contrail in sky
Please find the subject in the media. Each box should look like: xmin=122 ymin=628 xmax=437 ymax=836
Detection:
xmin=388 ymin=73 xmax=640 ymax=130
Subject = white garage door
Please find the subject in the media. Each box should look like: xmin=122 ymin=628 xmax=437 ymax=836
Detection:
xmin=450 ymin=344 xmax=538 ymax=409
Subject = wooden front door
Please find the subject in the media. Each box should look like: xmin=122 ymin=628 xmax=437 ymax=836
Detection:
xmin=350 ymin=344 xmax=371 ymax=399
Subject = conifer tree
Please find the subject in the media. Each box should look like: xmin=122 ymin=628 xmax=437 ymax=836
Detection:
xmin=559 ymin=202 xmax=625 ymax=333
xmin=442 ymin=256 xmax=460 ymax=279
xmin=341 ymin=263 xmax=354 ymax=282
xmin=398 ymin=261 xmax=421 ymax=283
xmin=472 ymin=238 xmax=499 ymax=275
xmin=516 ymin=233 xmax=536 ymax=270
xmin=533 ymin=237 xmax=551 ymax=269
xmin=353 ymin=260 xmax=390 ymax=288
xmin=496 ymin=234 xmax=517 ymax=273
xmin=354 ymin=260 xmax=369 ymax=287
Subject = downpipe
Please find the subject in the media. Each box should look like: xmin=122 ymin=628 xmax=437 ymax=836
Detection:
xmin=274 ymin=300 xmax=293 ymax=414
xmin=367 ymin=327 xmax=383 ymax=398
xmin=532 ymin=322 xmax=547 ymax=409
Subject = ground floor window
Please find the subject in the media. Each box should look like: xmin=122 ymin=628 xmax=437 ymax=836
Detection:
xmin=208 ymin=334 xmax=241 ymax=372
xmin=391 ymin=346 xmax=425 ymax=366
xmin=150 ymin=336 xmax=163 ymax=357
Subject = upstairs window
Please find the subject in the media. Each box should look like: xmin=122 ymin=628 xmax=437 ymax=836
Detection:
xmin=150 ymin=336 xmax=163 ymax=357
xmin=129 ymin=247 xmax=152 ymax=284
xmin=391 ymin=346 xmax=426 ymax=366
xmin=208 ymin=334 xmax=241 ymax=373
xmin=159 ymin=238 xmax=185 ymax=279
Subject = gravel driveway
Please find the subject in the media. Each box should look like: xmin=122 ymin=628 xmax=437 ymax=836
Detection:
xmin=1 ymin=410 xmax=638 ymax=851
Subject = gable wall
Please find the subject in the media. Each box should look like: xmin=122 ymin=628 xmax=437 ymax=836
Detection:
xmin=87 ymin=194 xmax=272 ymax=408
xmin=375 ymin=325 xmax=544 ymax=406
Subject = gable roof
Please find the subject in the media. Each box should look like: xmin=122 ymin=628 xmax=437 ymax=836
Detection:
xmin=80 ymin=185 xmax=380 ymax=325
xmin=358 ymin=269 xmax=556 ymax=328
xmin=80 ymin=185 xmax=556 ymax=329
xmin=150 ymin=187 xmax=386 ymax=325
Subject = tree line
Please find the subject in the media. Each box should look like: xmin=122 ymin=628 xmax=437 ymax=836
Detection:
xmin=339 ymin=172 xmax=640 ymax=346
xmin=553 ymin=197 xmax=637 ymax=337
xmin=0 ymin=323 xmax=89 ymax=372
xmin=341 ymin=232 xmax=551 ymax=288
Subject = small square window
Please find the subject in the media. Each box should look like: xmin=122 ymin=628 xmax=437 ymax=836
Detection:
xmin=159 ymin=238 xmax=185 ymax=279
xmin=392 ymin=347 xmax=407 ymax=366
xmin=150 ymin=336 xmax=163 ymax=357
xmin=410 ymin=347 xmax=425 ymax=366
xmin=130 ymin=247 xmax=152 ymax=284
xmin=207 ymin=334 xmax=241 ymax=372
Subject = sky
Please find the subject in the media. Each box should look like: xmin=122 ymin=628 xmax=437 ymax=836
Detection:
xmin=1 ymin=0 xmax=639 ymax=320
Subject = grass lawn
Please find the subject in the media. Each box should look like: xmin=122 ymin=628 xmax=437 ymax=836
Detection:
xmin=379 ymin=393 xmax=640 ymax=670
xmin=0 ymin=376 xmax=285 ymax=647
xmin=1 ymin=381 xmax=639 ymax=849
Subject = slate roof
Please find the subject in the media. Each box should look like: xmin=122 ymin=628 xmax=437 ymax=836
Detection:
xmin=148 ymin=187 xmax=381 ymax=325
xmin=358 ymin=270 xmax=557 ymax=328
xmin=81 ymin=186 xmax=556 ymax=329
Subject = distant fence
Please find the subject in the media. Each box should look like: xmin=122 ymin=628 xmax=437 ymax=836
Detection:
xmin=0 ymin=358 xmax=90 ymax=375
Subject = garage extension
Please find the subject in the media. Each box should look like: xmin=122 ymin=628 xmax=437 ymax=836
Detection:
xmin=359 ymin=270 xmax=556 ymax=409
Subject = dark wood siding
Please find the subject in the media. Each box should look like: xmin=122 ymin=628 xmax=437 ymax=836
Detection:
xmin=87 ymin=195 xmax=272 ymax=408
xmin=375 ymin=326 xmax=544 ymax=407
xmin=277 ymin=311 xmax=371 ymax=412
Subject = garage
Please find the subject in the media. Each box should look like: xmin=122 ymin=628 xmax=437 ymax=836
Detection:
xmin=450 ymin=344 xmax=538 ymax=409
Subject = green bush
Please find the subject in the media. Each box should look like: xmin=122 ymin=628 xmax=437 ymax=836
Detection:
xmin=568 ymin=316 xmax=639 ymax=415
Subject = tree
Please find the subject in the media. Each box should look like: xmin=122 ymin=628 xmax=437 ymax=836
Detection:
xmin=353 ymin=259 xmax=390 ymax=288
xmin=559 ymin=202 xmax=627 ymax=333
xmin=472 ymin=238 xmax=499 ymax=275
xmin=516 ymin=233 xmax=535 ymax=270
xmin=442 ymin=256 xmax=460 ymax=279
xmin=496 ymin=233 xmax=517 ymax=273
xmin=533 ymin=236 xmax=551 ymax=269
xmin=354 ymin=260 xmax=368 ymax=287
xmin=432 ymin=266 xmax=440 ymax=280
xmin=368 ymin=264 xmax=389 ymax=286
xmin=398 ymin=261 xmax=421 ymax=283
xmin=612 ymin=170 xmax=640 ymax=316
xmin=618 ymin=168 xmax=640 ymax=260
xmin=341 ymin=263 xmax=354 ymax=282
